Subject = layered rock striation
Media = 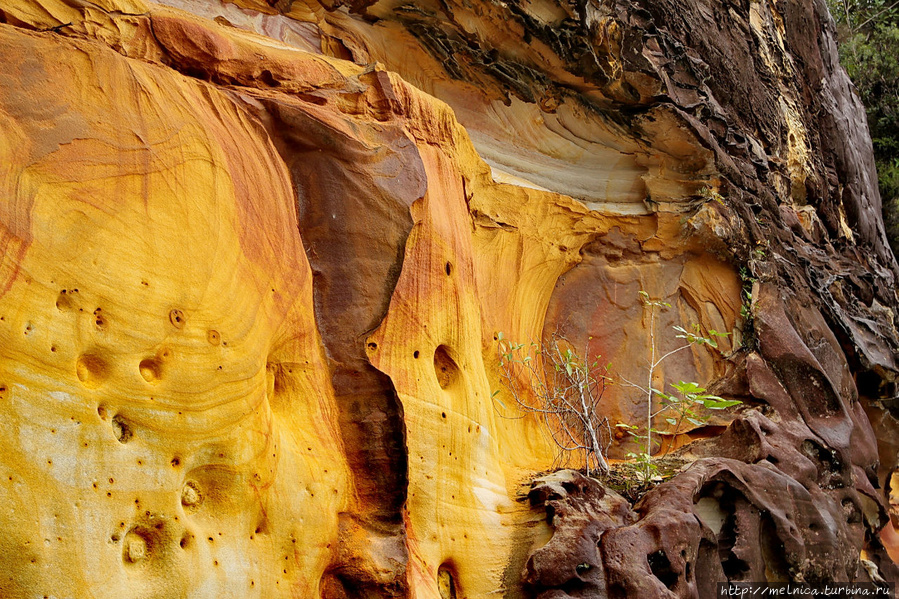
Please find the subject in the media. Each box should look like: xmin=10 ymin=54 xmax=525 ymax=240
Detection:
xmin=0 ymin=0 xmax=897 ymax=597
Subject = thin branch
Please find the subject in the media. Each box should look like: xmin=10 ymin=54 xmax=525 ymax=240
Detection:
xmin=495 ymin=333 xmax=611 ymax=475
xmin=652 ymin=343 xmax=693 ymax=369
xmin=619 ymin=375 xmax=650 ymax=395
xmin=855 ymin=0 xmax=899 ymax=31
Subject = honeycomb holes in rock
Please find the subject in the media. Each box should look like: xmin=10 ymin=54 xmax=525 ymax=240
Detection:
xmin=437 ymin=563 xmax=458 ymax=599
xmin=76 ymin=353 xmax=109 ymax=388
xmin=181 ymin=481 xmax=202 ymax=511
xmin=434 ymin=345 xmax=461 ymax=390
xmin=169 ymin=309 xmax=185 ymax=329
xmin=140 ymin=348 xmax=172 ymax=383
xmin=253 ymin=515 xmax=269 ymax=536
xmin=93 ymin=308 xmax=107 ymax=330
xmin=139 ymin=358 xmax=162 ymax=382
xmin=55 ymin=289 xmax=75 ymax=310
xmin=123 ymin=526 xmax=156 ymax=565
xmin=111 ymin=415 xmax=132 ymax=444
xmin=694 ymin=482 xmax=759 ymax=579
xmin=647 ymin=550 xmax=678 ymax=590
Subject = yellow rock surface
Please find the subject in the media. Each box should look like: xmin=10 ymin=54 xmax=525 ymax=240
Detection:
xmin=0 ymin=20 xmax=347 ymax=597
xmin=0 ymin=1 xmax=766 ymax=597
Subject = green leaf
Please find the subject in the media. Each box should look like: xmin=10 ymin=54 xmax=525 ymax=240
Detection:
xmin=665 ymin=417 xmax=677 ymax=426
xmin=672 ymin=381 xmax=704 ymax=395
xmin=700 ymin=397 xmax=742 ymax=409
xmin=687 ymin=417 xmax=705 ymax=426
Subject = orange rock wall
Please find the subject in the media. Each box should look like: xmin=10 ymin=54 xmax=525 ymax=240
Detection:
xmin=1 ymin=0 xmax=898 ymax=596
xmin=0 ymin=17 xmax=349 ymax=597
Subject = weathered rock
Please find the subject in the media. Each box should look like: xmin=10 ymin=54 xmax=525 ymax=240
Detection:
xmin=0 ymin=17 xmax=349 ymax=597
xmin=0 ymin=0 xmax=897 ymax=596
xmin=524 ymin=470 xmax=636 ymax=597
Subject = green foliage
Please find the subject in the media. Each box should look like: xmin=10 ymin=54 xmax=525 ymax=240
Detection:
xmin=614 ymin=422 xmax=663 ymax=481
xmin=827 ymin=0 xmax=899 ymax=254
xmin=615 ymin=292 xmax=742 ymax=485
xmin=752 ymin=241 xmax=768 ymax=261
xmin=673 ymin=324 xmax=730 ymax=348
xmin=638 ymin=290 xmax=670 ymax=308
xmin=700 ymin=186 xmax=726 ymax=205
xmin=495 ymin=292 xmax=742 ymax=489
xmin=882 ymin=159 xmax=899 ymax=250
xmin=495 ymin=331 xmax=613 ymax=476
xmin=657 ymin=381 xmax=741 ymax=439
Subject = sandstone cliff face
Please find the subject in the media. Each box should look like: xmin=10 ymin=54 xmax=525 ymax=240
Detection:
xmin=0 ymin=0 xmax=897 ymax=597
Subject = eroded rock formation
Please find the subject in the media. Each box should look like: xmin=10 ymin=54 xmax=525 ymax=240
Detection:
xmin=0 ymin=0 xmax=897 ymax=596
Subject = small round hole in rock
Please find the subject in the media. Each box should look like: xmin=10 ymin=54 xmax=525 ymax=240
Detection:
xmin=169 ymin=309 xmax=185 ymax=329
xmin=123 ymin=528 xmax=151 ymax=564
xmin=433 ymin=345 xmax=461 ymax=390
xmin=139 ymin=358 xmax=162 ymax=383
xmin=181 ymin=481 xmax=202 ymax=509
xmin=76 ymin=354 xmax=109 ymax=388
xmin=437 ymin=564 xmax=458 ymax=599
xmin=112 ymin=415 xmax=132 ymax=444
xmin=648 ymin=550 xmax=677 ymax=589
xmin=55 ymin=291 xmax=73 ymax=311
